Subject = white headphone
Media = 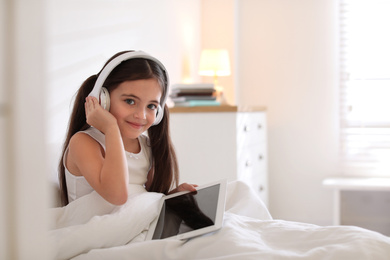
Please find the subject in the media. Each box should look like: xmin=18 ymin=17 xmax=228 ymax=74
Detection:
xmin=88 ymin=51 xmax=169 ymax=126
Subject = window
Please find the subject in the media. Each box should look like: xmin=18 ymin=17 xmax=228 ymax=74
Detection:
xmin=340 ymin=0 xmax=390 ymax=176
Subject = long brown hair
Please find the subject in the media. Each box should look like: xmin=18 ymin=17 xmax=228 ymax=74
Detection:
xmin=58 ymin=51 xmax=179 ymax=205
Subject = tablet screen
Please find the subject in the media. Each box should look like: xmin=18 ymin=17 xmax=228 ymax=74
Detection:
xmin=152 ymin=184 xmax=220 ymax=240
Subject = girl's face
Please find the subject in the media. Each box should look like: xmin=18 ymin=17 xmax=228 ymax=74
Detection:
xmin=109 ymin=79 xmax=162 ymax=141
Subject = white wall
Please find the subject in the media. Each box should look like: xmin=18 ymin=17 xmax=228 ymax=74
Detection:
xmin=237 ymin=0 xmax=339 ymax=225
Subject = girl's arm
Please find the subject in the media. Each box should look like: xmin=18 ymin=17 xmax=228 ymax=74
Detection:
xmin=66 ymin=97 xmax=129 ymax=205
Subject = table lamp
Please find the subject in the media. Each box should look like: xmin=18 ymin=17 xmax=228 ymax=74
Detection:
xmin=199 ymin=49 xmax=231 ymax=104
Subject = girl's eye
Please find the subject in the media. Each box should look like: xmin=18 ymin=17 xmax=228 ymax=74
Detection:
xmin=125 ymin=99 xmax=135 ymax=105
xmin=148 ymin=104 xmax=157 ymax=110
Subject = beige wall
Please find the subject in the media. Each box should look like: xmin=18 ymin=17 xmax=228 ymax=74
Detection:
xmin=238 ymin=0 xmax=339 ymax=225
xmin=200 ymin=0 xmax=237 ymax=105
xmin=201 ymin=0 xmax=339 ymax=225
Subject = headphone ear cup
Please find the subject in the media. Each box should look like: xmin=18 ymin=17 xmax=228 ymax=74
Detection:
xmin=100 ymin=87 xmax=110 ymax=111
xmin=153 ymin=105 xmax=164 ymax=126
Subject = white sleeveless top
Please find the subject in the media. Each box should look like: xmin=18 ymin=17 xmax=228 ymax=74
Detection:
xmin=64 ymin=127 xmax=152 ymax=203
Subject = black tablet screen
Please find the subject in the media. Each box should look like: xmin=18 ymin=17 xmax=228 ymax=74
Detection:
xmin=152 ymin=184 xmax=220 ymax=239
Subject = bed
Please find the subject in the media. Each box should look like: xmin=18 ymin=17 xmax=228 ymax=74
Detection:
xmin=49 ymin=181 xmax=390 ymax=260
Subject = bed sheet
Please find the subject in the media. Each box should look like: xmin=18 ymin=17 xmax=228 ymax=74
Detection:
xmin=49 ymin=181 xmax=390 ymax=260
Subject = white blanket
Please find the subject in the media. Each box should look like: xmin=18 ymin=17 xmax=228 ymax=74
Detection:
xmin=49 ymin=181 xmax=390 ymax=260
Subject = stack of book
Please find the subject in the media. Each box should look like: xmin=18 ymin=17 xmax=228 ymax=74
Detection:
xmin=170 ymin=83 xmax=220 ymax=107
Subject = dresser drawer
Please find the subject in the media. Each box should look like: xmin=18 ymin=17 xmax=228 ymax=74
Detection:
xmin=237 ymin=112 xmax=267 ymax=147
xmin=237 ymin=146 xmax=268 ymax=202
xmin=237 ymin=145 xmax=267 ymax=176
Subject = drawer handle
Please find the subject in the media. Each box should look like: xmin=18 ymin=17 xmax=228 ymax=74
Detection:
xmin=257 ymin=124 xmax=262 ymax=129
xmin=259 ymin=185 xmax=264 ymax=192
xmin=258 ymin=154 xmax=263 ymax=160
xmin=244 ymin=125 xmax=251 ymax=132
xmin=245 ymin=160 xmax=252 ymax=167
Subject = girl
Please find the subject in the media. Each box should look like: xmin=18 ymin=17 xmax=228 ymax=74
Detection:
xmin=58 ymin=50 xmax=196 ymax=206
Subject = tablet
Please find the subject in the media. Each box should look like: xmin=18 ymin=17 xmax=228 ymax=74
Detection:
xmin=145 ymin=179 xmax=227 ymax=240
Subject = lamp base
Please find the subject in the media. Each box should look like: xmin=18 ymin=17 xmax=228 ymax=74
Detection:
xmin=215 ymin=85 xmax=229 ymax=105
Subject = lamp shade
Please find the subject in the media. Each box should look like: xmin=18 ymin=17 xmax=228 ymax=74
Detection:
xmin=199 ymin=49 xmax=231 ymax=77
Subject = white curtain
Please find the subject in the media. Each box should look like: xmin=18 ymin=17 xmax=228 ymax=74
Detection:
xmin=339 ymin=0 xmax=390 ymax=176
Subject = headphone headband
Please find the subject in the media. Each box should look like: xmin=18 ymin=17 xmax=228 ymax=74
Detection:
xmin=88 ymin=51 xmax=169 ymax=125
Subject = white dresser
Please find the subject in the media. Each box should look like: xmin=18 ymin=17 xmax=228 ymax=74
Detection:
xmin=169 ymin=106 xmax=268 ymax=206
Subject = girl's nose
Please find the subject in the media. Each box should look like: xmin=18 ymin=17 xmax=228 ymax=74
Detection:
xmin=134 ymin=106 xmax=146 ymax=119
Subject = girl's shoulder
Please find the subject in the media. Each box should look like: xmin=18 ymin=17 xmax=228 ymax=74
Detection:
xmin=81 ymin=127 xmax=104 ymax=140
xmin=66 ymin=129 xmax=105 ymax=177
xmin=69 ymin=128 xmax=105 ymax=152
xmin=77 ymin=127 xmax=106 ymax=149
xmin=69 ymin=131 xmax=100 ymax=150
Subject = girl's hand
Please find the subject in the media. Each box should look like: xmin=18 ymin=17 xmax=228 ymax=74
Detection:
xmin=85 ymin=96 xmax=118 ymax=134
xmin=169 ymin=183 xmax=198 ymax=194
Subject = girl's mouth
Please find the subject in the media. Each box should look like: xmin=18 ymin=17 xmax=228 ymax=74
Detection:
xmin=128 ymin=121 xmax=144 ymax=130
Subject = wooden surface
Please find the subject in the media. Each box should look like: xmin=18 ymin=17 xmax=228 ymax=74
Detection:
xmin=169 ymin=105 xmax=267 ymax=113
